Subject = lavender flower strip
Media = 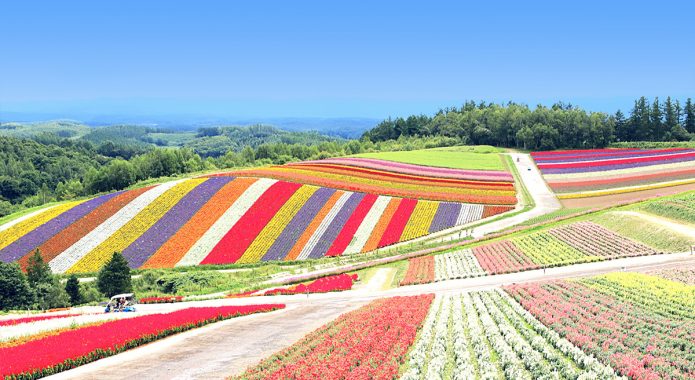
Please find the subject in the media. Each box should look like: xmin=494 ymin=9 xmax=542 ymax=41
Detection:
xmin=540 ymin=155 xmax=695 ymax=175
xmin=261 ymin=187 xmax=335 ymax=262
xmin=307 ymin=192 xmax=365 ymax=259
xmin=428 ymin=202 xmax=462 ymax=234
xmin=535 ymin=149 xmax=694 ymax=163
xmin=0 ymin=192 xmax=121 ymax=263
xmin=122 ymin=177 xmax=233 ymax=268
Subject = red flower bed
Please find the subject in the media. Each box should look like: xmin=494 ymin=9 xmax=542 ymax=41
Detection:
xmin=0 ymin=304 xmax=284 ymax=379
xmin=400 ymin=255 xmax=434 ymax=285
xmin=237 ymin=295 xmax=434 ymax=380
xmin=263 ymin=274 xmax=358 ymax=296
xmin=138 ymin=295 xmax=184 ymax=304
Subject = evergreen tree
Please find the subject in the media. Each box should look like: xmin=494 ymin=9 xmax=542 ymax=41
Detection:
xmin=25 ymin=249 xmax=69 ymax=309
xmin=649 ymin=97 xmax=663 ymax=140
xmin=664 ymin=96 xmax=678 ymax=131
xmin=97 ymin=252 xmax=132 ymax=298
xmin=26 ymin=249 xmax=52 ymax=288
xmin=65 ymin=275 xmax=82 ymax=305
xmin=0 ymin=262 xmax=34 ymax=310
xmin=685 ymin=98 xmax=695 ymax=133
xmin=614 ymin=110 xmax=629 ymax=141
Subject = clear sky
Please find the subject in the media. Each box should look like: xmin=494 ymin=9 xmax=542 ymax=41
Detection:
xmin=1 ymin=0 xmax=693 ymax=120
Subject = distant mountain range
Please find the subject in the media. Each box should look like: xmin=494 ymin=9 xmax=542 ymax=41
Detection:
xmin=0 ymin=113 xmax=379 ymax=139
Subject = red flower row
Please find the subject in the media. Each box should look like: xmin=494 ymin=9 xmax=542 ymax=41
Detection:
xmin=262 ymin=274 xmax=358 ymax=296
xmin=1 ymin=304 xmax=284 ymax=378
xmin=239 ymin=295 xmax=434 ymax=379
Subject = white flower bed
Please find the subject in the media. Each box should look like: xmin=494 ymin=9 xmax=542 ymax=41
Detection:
xmin=343 ymin=195 xmax=391 ymax=254
xmin=399 ymin=291 xmax=621 ymax=379
xmin=50 ymin=180 xmax=182 ymax=273
xmin=176 ymin=178 xmax=276 ymax=266
xmin=434 ymin=249 xmax=486 ymax=281
xmin=455 ymin=204 xmax=484 ymax=225
xmin=296 ymin=191 xmax=352 ymax=260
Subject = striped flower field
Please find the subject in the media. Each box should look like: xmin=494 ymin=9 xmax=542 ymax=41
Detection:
xmin=532 ymin=148 xmax=695 ymax=199
xmin=0 ymin=159 xmax=515 ymax=274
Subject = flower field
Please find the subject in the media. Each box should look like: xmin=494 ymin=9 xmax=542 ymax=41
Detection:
xmin=0 ymin=167 xmax=513 ymax=273
xmin=400 ymin=291 xmax=617 ymax=379
xmin=236 ymin=295 xmax=433 ymax=380
xmin=648 ymin=265 xmax=695 ymax=285
xmin=506 ymin=273 xmax=695 ymax=379
xmin=0 ymin=304 xmax=284 ymax=379
xmin=261 ymin=274 xmax=358 ymax=296
xmin=138 ymin=295 xmax=184 ymax=304
xmin=532 ymin=148 xmax=695 ymax=199
xmin=215 ymin=157 xmax=517 ymax=205
xmin=400 ymin=256 xmax=435 ymax=286
xmin=399 ymin=221 xmax=660 ymax=285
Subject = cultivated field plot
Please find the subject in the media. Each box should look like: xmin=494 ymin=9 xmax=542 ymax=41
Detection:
xmin=221 ymin=156 xmax=516 ymax=204
xmin=400 ymin=221 xmax=660 ymax=284
xmin=506 ymin=273 xmax=694 ymax=379
xmin=533 ymin=148 xmax=695 ymax=200
xmin=0 ymin=157 xmax=516 ymax=274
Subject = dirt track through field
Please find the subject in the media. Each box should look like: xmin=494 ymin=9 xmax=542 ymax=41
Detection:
xmin=615 ymin=210 xmax=695 ymax=238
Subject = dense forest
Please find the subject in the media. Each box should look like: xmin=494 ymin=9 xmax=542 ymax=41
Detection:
xmin=363 ymin=97 xmax=694 ymax=149
xmin=0 ymin=124 xmax=455 ymax=217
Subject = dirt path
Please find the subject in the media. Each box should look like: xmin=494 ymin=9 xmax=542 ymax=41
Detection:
xmin=44 ymin=299 xmax=368 ymax=380
xmin=355 ymin=267 xmax=396 ymax=293
xmin=615 ymin=210 xmax=695 ymax=237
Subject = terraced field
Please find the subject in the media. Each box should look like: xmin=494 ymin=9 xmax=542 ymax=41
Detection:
xmin=0 ymin=156 xmax=514 ymax=274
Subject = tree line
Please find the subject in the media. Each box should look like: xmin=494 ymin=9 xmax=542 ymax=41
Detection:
xmin=363 ymin=97 xmax=695 ymax=150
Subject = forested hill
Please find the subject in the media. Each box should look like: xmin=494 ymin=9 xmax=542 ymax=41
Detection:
xmin=363 ymin=97 xmax=695 ymax=150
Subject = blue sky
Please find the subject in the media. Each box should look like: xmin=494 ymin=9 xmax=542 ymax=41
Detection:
xmin=1 ymin=0 xmax=693 ymax=120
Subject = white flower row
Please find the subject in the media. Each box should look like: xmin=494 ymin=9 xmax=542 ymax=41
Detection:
xmin=434 ymin=249 xmax=486 ymax=281
xmin=296 ymin=191 xmax=353 ymax=260
xmin=176 ymin=178 xmax=276 ymax=266
xmin=455 ymin=204 xmax=484 ymax=226
xmin=49 ymin=180 xmax=183 ymax=273
xmin=401 ymin=295 xmax=442 ymax=380
xmin=343 ymin=195 xmax=391 ymax=254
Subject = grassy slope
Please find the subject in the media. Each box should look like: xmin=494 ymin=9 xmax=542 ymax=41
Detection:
xmin=351 ymin=145 xmax=506 ymax=171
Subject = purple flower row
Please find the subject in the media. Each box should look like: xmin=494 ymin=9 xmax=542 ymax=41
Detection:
xmin=261 ymin=187 xmax=335 ymax=262
xmin=540 ymin=155 xmax=695 ymax=174
xmin=307 ymin=192 xmax=365 ymax=259
xmin=122 ymin=177 xmax=234 ymax=268
xmin=534 ymin=149 xmax=694 ymax=164
xmin=0 ymin=192 xmax=121 ymax=263
xmin=428 ymin=202 xmax=462 ymax=234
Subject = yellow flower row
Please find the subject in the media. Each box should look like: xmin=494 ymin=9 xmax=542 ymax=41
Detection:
xmin=588 ymin=272 xmax=694 ymax=312
xmin=0 ymin=201 xmax=84 ymax=251
xmin=68 ymin=179 xmax=204 ymax=273
xmin=400 ymin=200 xmax=438 ymax=241
xmin=557 ymin=178 xmax=695 ymax=199
xmin=236 ymin=185 xmax=319 ymax=264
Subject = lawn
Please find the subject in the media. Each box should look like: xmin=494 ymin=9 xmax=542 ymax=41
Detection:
xmin=351 ymin=145 xmax=507 ymax=171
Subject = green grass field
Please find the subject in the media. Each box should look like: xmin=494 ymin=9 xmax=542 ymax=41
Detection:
xmin=351 ymin=145 xmax=506 ymax=171
xmin=591 ymin=211 xmax=695 ymax=252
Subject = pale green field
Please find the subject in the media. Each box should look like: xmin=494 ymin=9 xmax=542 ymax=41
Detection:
xmin=351 ymin=145 xmax=506 ymax=171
